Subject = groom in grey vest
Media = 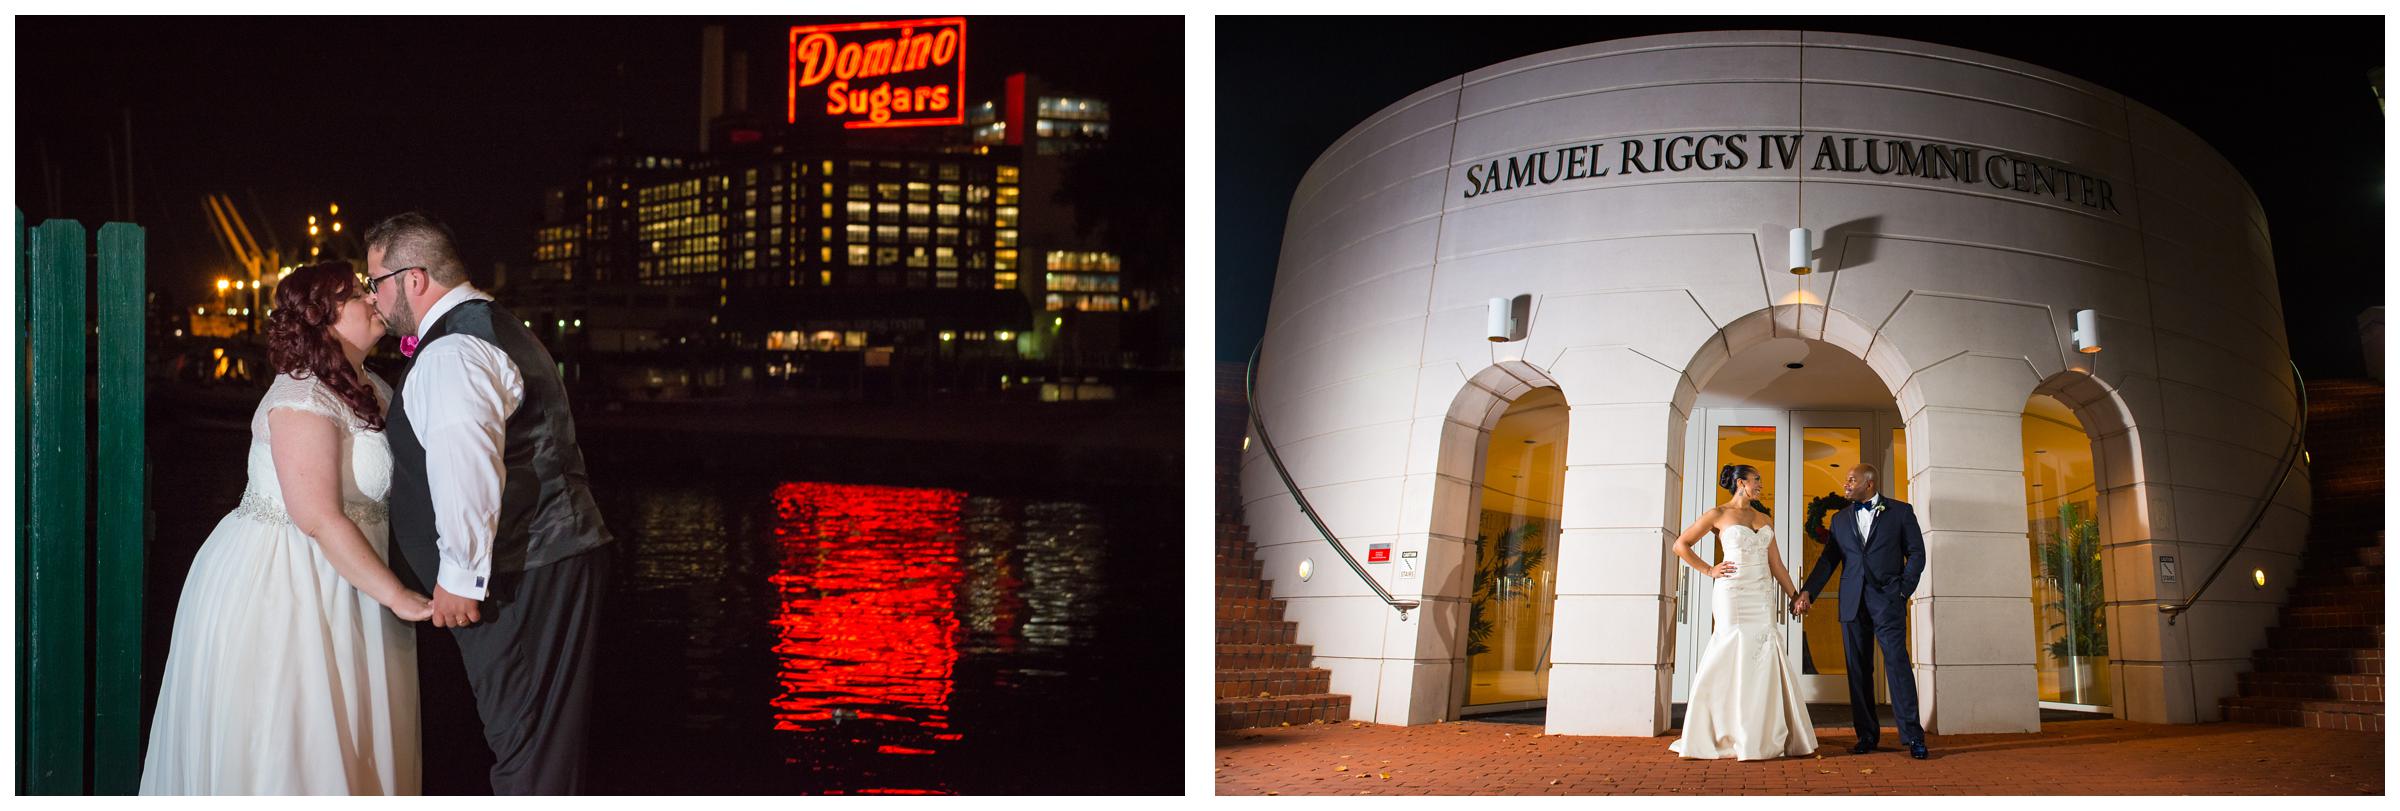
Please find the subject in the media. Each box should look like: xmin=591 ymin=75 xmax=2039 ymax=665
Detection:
xmin=366 ymin=212 xmax=614 ymax=794
xmin=1795 ymin=463 xmax=1930 ymax=760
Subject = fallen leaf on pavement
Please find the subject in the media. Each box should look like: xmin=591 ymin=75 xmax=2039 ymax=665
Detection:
xmin=1860 ymin=768 xmax=1875 ymax=774
xmin=1549 ymin=780 xmax=1559 ymax=785
xmin=1379 ymin=773 xmax=1389 ymax=780
xmin=1335 ymin=766 xmax=1348 ymax=772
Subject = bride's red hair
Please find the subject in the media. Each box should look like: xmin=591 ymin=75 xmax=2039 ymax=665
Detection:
xmin=264 ymin=263 xmax=384 ymax=431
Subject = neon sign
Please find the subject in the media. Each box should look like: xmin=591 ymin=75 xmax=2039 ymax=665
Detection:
xmin=789 ymin=17 xmax=967 ymax=130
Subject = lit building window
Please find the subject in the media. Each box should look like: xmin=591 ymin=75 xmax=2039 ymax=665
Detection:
xmin=848 ymin=245 xmax=871 ymax=266
xmin=996 ymin=229 xmax=1018 ymax=248
xmin=996 ymin=249 xmax=1017 ymax=271
xmin=994 ymin=271 xmax=1017 ymax=289
xmin=847 ymin=224 xmax=871 ymax=243
xmin=906 ymin=226 xmax=930 ymax=244
xmin=846 ymin=202 xmax=871 ymax=220
xmin=997 ymin=186 xmax=1019 ymax=205
xmin=996 ymin=206 xmax=1018 ymax=227
xmin=936 ymin=204 xmax=960 ymax=225
xmin=997 ymin=165 xmax=1019 ymax=184
xmin=936 ymin=246 xmax=957 ymax=268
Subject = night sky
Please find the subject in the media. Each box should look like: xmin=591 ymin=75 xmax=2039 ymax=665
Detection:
xmin=18 ymin=15 xmax=1183 ymax=307
xmin=1216 ymin=17 xmax=2385 ymax=380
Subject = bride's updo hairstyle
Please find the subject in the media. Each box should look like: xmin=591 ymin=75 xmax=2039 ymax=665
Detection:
xmin=265 ymin=263 xmax=385 ymax=432
xmin=1718 ymin=464 xmax=1758 ymax=496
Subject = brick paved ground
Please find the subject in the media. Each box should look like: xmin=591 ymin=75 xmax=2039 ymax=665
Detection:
xmin=1215 ymin=717 xmax=2384 ymax=795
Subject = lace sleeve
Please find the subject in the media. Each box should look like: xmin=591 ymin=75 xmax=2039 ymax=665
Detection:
xmin=253 ymin=375 xmax=348 ymax=442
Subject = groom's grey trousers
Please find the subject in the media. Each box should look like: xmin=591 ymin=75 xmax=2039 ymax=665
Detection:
xmin=448 ymin=544 xmax=613 ymax=795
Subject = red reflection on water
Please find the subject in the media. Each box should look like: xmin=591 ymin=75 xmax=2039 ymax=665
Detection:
xmin=766 ymin=482 xmax=966 ymax=758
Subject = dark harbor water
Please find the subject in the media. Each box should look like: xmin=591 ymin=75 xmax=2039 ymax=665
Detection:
xmin=142 ymin=413 xmax=1181 ymax=795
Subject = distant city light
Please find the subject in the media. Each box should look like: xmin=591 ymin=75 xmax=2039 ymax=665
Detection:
xmin=939 ymin=331 xmax=955 ymax=342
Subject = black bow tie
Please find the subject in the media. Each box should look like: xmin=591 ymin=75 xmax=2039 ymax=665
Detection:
xmin=1854 ymin=500 xmax=1874 ymax=509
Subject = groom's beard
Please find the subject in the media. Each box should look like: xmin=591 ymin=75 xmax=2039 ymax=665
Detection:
xmin=382 ymin=295 xmax=418 ymax=338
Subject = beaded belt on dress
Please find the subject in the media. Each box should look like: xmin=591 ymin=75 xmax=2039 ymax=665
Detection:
xmin=232 ymin=488 xmax=388 ymax=526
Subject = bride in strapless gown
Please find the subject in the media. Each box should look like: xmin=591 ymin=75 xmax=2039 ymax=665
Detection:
xmin=1666 ymin=464 xmax=1817 ymax=761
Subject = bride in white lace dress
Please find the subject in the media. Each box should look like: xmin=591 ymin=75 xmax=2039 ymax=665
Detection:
xmin=1667 ymin=464 xmax=1818 ymax=761
xmin=141 ymin=265 xmax=434 ymax=795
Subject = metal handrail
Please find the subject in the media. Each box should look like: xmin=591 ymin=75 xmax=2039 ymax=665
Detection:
xmin=2161 ymin=361 xmax=2308 ymax=625
xmin=1244 ymin=341 xmax=1418 ymax=617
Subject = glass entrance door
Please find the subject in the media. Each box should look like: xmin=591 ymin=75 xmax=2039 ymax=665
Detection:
xmin=1464 ymin=389 xmax=1565 ymax=713
xmin=1790 ymin=412 xmax=1878 ymax=702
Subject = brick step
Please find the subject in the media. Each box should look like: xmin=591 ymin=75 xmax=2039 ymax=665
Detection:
xmin=1219 ymin=558 xmax=1262 ymax=579
xmin=1215 ymin=694 xmax=1353 ymax=730
xmin=2304 ymin=554 xmax=2380 ymax=573
xmin=2296 ymin=545 xmax=2383 ymax=568
xmin=2280 ymin=604 xmax=2385 ymax=627
xmin=1216 ymin=618 xmax=1299 ymax=645
xmin=2219 ymin=695 xmax=2384 ymax=732
xmin=2252 ymin=648 xmax=2385 ymax=675
xmin=1216 ymin=576 xmax=1273 ymax=600
xmin=2287 ymin=585 xmax=2383 ymax=607
xmin=2238 ymin=671 xmax=2385 ymax=702
xmin=1217 ymin=643 xmax=1317 ymax=670
xmin=2295 ymin=566 xmax=2383 ymax=587
xmin=2266 ymin=625 xmax=2384 ymax=650
xmin=1216 ymin=596 xmax=1287 ymax=622
xmin=1214 ymin=667 xmax=1334 ymax=700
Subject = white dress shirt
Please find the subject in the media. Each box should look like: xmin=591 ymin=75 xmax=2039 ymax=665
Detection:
xmin=1855 ymin=493 xmax=1882 ymax=548
xmin=402 ymin=284 xmax=522 ymax=601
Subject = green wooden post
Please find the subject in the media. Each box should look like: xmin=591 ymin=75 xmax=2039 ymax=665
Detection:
xmin=25 ymin=219 xmax=89 ymax=795
xmin=95 ymin=223 xmax=147 ymax=794
xmin=13 ymin=210 xmax=27 ymax=795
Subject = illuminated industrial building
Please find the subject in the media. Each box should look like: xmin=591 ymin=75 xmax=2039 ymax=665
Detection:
xmin=513 ymin=19 xmax=1145 ymax=398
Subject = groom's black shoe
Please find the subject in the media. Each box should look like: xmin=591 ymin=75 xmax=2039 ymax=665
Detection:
xmin=1850 ymin=741 xmax=1877 ymax=755
xmin=1908 ymin=742 xmax=1928 ymax=759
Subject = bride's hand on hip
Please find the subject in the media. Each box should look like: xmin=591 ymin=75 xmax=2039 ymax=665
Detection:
xmin=386 ymin=590 xmax=435 ymax=623
xmin=1707 ymin=561 xmax=1737 ymax=579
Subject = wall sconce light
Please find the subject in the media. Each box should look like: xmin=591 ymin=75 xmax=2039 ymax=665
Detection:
xmin=1298 ymin=558 xmax=1315 ymax=582
xmin=1788 ymin=227 xmax=1812 ymax=275
xmin=2072 ymin=309 xmax=2103 ymax=354
xmin=2253 ymin=568 xmax=2267 ymax=589
xmin=1486 ymin=297 xmax=1516 ymax=342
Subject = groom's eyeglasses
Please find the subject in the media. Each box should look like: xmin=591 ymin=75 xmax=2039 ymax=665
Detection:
xmin=365 ymin=266 xmax=422 ymax=295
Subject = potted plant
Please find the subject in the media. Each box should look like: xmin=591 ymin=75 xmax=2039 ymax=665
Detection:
xmin=2035 ymin=500 xmax=2107 ymax=701
xmin=1467 ymin=523 xmax=1545 ymax=659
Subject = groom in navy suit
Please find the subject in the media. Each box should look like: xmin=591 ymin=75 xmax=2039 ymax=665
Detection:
xmin=1794 ymin=463 xmax=1930 ymax=759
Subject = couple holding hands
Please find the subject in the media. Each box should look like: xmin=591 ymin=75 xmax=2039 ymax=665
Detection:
xmin=1668 ymin=463 xmax=1931 ymax=762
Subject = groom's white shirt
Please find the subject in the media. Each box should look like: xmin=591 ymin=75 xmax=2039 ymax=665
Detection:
xmin=402 ymin=283 xmax=522 ymax=601
xmin=1854 ymin=493 xmax=1881 ymax=548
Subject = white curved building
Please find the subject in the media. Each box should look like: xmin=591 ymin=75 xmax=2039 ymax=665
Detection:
xmin=1241 ymin=31 xmax=2307 ymax=735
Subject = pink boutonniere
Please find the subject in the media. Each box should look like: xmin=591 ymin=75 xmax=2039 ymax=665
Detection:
xmin=400 ymin=335 xmax=420 ymax=358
